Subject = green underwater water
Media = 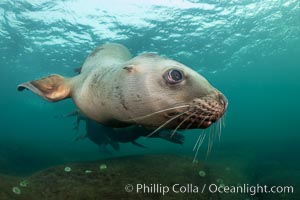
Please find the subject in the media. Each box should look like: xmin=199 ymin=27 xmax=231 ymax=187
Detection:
xmin=0 ymin=0 xmax=300 ymax=199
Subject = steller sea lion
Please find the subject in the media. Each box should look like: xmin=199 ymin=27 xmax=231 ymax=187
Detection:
xmin=18 ymin=43 xmax=228 ymax=133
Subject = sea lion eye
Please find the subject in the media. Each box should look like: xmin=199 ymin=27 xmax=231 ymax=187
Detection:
xmin=164 ymin=69 xmax=184 ymax=84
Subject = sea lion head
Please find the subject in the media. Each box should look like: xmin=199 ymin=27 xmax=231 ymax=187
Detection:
xmin=119 ymin=53 xmax=228 ymax=129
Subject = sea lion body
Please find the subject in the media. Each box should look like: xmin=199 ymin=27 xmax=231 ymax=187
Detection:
xmin=70 ymin=44 xmax=133 ymax=127
xmin=18 ymin=43 xmax=227 ymax=130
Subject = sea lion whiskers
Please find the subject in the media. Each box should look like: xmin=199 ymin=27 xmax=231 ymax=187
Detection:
xmin=184 ymin=110 xmax=207 ymax=130
xmin=222 ymin=113 xmax=227 ymax=127
xmin=192 ymin=116 xmax=226 ymax=161
xmin=206 ymin=121 xmax=215 ymax=158
xmin=124 ymin=104 xmax=190 ymax=122
xmin=217 ymin=118 xmax=222 ymax=143
xmin=193 ymin=129 xmax=204 ymax=151
xmin=184 ymin=117 xmax=197 ymax=130
xmin=191 ymin=114 xmax=210 ymax=162
xmin=193 ymin=133 xmax=201 ymax=152
xmin=146 ymin=110 xmax=190 ymax=138
xmin=193 ymin=131 xmax=206 ymax=163
xmin=170 ymin=111 xmax=198 ymax=138
xmin=217 ymin=115 xmax=226 ymax=143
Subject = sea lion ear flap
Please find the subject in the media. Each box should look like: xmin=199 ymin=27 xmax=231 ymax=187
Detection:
xmin=123 ymin=65 xmax=134 ymax=72
xmin=17 ymin=74 xmax=71 ymax=102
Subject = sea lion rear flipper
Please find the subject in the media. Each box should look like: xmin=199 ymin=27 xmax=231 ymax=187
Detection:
xmin=158 ymin=131 xmax=185 ymax=145
xmin=109 ymin=141 xmax=120 ymax=151
xmin=17 ymin=74 xmax=71 ymax=102
xmin=73 ymin=111 xmax=86 ymax=130
xmin=98 ymin=145 xmax=113 ymax=155
xmin=105 ymin=136 xmax=120 ymax=151
xmin=72 ymin=132 xmax=87 ymax=142
xmin=131 ymin=141 xmax=147 ymax=148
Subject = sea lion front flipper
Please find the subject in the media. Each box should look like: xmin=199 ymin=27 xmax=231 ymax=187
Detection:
xmin=54 ymin=110 xmax=79 ymax=119
xmin=131 ymin=141 xmax=147 ymax=148
xmin=55 ymin=110 xmax=84 ymax=131
xmin=17 ymin=74 xmax=71 ymax=102
xmin=63 ymin=110 xmax=80 ymax=118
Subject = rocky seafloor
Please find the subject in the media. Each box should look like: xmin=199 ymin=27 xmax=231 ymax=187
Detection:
xmin=0 ymin=154 xmax=298 ymax=200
